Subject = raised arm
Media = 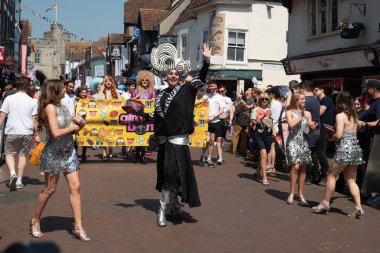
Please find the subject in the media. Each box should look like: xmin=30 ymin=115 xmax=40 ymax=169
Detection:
xmin=191 ymin=43 xmax=212 ymax=88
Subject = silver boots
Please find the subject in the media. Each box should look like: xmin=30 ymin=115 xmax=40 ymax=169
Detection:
xmin=157 ymin=190 xmax=169 ymax=227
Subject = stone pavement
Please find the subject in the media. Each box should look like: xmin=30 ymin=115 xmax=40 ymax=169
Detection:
xmin=0 ymin=147 xmax=379 ymax=253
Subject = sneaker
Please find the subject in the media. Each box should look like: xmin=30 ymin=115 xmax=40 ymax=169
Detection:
xmin=199 ymin=155 xmax=207 ymax=166
xmin=16 ymin=183 xmax=24 ymax=189
xmin=9 ymin=175 xmax=17 ymax=191
xmin=205 ymin=159 xmax=215 ymax=168
xmin=217 ymin=158 xmax=224 ymax=165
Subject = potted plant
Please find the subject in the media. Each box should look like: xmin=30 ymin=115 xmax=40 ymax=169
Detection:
xmin=338 ymin=20 xmax=365 ymax=39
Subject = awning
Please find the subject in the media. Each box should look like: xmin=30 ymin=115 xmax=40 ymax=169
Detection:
xmin=208 ymin=69 xmax=262 ymax=80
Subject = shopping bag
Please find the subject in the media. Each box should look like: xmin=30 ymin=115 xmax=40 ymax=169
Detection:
xmin=29 ymin=142 xmax=45 ymax=166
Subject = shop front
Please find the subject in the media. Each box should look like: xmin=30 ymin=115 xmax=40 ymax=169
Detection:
xmin=282 ymin=44 xmax=380 ymax=97
xmin=207 ymin=69 xmax=262 ymax=96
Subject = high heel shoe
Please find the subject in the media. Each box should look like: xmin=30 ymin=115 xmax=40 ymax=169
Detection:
xmin=297 ymin=194 xmax=308 ymax=205
xmin=286 ymin=194 xmax=294 ymax=205
xmin=348 ymin=208 xmax=364 ymax=219
xmin=30 ymin=219 xmax=44 ymax=238
xmin=311 ymin=203 xmax=330 ymax=214
xmin=72 ymin=224 xmax=91 ymax=242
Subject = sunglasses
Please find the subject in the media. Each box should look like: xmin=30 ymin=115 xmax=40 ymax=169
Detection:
xmin=219 ymin=90 xmax=225 ymax=93
xmin=260 ymin=98 xmax=269 ymax=101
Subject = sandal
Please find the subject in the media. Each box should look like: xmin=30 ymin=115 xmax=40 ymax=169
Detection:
xmin=30 ymin=219 xmax=44 ymax=238
xmin=262 ymin=180 xmax=269 ymax=186
xmin=297 ymin=194 xmax=308 ymax=205
xmin=286 ymin=194 xmax=294 ymax=205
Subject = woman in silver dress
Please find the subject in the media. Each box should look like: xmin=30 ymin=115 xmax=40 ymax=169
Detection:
xmin=286 ymin=92 xmax=317 ymax=205
xmin=30 ymin=80 xmax=90 ymax=241
xmin=312 ymin=91 xmax=365 ymax=219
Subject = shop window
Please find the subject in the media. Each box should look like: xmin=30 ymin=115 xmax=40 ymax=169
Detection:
xmin=227 ymin=30 xmax=246 ymax=62
xmin=309 ymin=0 xmax=338 ymax=36
xmin=35 ymin=50 xmax=40 ymax=64
xmin=181 ymin=34 xmax=187 ymax=59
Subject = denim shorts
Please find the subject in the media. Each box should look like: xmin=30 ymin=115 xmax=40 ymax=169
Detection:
xmin=253 ymin=131 xmax=273 ymax=153
xmin=4 ymin=134 xmax=33 ymax=156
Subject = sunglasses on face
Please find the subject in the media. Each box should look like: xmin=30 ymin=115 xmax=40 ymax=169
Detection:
xmin=261 ymin=98 xmax=269 ymax=101
xmin=219 ymin=90 xmax=225 ymax=93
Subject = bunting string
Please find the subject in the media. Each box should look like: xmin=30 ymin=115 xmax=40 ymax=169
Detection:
xmin=21 ymin=4 xmax=108 ymax=45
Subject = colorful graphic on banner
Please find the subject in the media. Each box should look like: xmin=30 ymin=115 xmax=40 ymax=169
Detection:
xmin=76 ymin=99 xmax=208 ymax=147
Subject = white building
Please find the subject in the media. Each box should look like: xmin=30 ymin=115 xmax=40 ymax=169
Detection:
xmin=282 ymin=0 xmax=380 ymax=96
xmin=159 ymin=0 xmax=298 ymax=92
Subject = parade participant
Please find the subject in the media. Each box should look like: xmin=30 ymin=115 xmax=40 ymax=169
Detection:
xmin=146 ymin=43 xmax=211 ymax=227
xmin=95 ymin=76 xmax=121 ymax=160
xmin=132 ymin=71 xmax=156 ymax=163
xmin=267 ymin=86 xmax=283 ymax=174
xmin=312 ymin=91 xmax=365 ymax=219
xmin=285 ymin=92 xmax=316 ymax=205
xmin=0 ymin=79 xmax=38 ymax=190
xmin=300 ymin=81 xmax=320 ymax=184
xmin=314 ymin=85 xmax=335 ymax=186
xmin=250 ymin=93 xmax=275 ymax=185
xmin=61 ymin=80 xmax=76 ymax=117
xmin=76 ymin=86 xmax=88 ymax=162
xmin=200 ymin=80 xmax=225 ymax=167
xmin=216 ymin=85 xmax=232 ymax=165
xmin=31 ymin=79 xmax=90 ymax=241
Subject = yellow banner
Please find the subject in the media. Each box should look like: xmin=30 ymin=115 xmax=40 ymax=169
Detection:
xmin=75 ymin=99 xmax=209 ymax=147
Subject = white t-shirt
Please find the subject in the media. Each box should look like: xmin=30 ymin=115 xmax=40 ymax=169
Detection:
xmin=121 ymin=92 xmax=132 ymax=100
xmin=270 ymin=100 xmax=283 ymax=133
xmin=61 ymin=93 xmax=76 ymax=116
xmin=1 ymin=92 xmax=38 ymax=135
xmin=221 ymin=96 xmax=232 ymax=117
xmin=207 ymin=93 xmax=224 ymax=123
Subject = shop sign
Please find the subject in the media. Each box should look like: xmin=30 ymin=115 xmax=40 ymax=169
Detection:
xmin=209 ymin=13 xmax=225 ymax=56
xmin=0 ymin=47 xmax=4 ymax=64
xmin=284 ymin=48 xmax=380 ymax=74
xmin=92 ymin=62 xmax=105 ymax=77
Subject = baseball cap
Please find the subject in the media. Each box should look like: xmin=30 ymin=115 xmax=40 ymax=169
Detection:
xmin=366 ymin=79 xmax=380 ymax=90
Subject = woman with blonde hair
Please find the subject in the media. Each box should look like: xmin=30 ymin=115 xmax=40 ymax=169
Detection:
xmin=286 ymin=92 xmax=317 ymax=205
xmin=94 ymin=76 xmax=121 ymax=160
xmin=30 ymin=79 xmax=90 ymax=241
xmin=132 ymin=71 xmax=156 ymax=163
xmin=250 ymin=93 xmax=275 ymax=185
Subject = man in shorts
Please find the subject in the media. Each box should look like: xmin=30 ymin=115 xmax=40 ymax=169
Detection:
xmin=200 ymin=81 xmax=225 ymax=168
xmin=0 ymin=79 xmax=38 ymax=190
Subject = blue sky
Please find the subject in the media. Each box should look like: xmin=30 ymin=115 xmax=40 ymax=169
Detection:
xmin=21 ymin=0 xmax=126 ymax=41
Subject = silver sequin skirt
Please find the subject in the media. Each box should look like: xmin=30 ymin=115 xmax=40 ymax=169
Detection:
xmin=332 ymin=131 xmax=364 ymax=165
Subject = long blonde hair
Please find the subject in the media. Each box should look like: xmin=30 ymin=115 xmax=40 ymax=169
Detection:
xmin=136 ymin=70 xmax=155 ymax=93
xmin=287 ymin=92 xmax=303 ymax=111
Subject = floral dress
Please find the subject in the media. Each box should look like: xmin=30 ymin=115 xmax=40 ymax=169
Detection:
xmin=40 ymin=105 xmax=78 ymax=175
xmin=286 ymin=110 xmax=312 ymax=165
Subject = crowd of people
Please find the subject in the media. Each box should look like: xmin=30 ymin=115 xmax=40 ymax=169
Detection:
xmin=0 ymin=42 xmax=378 ymax=240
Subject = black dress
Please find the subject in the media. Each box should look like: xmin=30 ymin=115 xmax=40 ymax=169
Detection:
xmin=153 ymin=62 xmax=209 ymax=208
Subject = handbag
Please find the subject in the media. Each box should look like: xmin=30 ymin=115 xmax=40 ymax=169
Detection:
xmin=29 ymin=142 xmax=45 ymax=166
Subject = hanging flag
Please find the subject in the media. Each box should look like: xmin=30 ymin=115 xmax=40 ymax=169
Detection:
xmin=45 ymin=4 xmax=57 ymax=13
xmin=252 ymin=76 xmax=258 ymax=85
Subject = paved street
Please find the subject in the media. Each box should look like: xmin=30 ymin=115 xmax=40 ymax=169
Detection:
xmin=0 ymin=147 xmax=379 ymax=253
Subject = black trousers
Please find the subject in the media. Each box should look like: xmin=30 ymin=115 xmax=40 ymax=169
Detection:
xmin=315 ymin=131 xmax=330 ymax=177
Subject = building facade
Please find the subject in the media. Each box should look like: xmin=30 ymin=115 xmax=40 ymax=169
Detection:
xmin=28 ymin=24 xmax=70 ymax=80
xmin=282 ymin=0 xmax=380 ymax=96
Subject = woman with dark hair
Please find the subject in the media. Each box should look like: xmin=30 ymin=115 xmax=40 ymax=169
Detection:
xmin=286 ymin=92 xmax=316 ymax=204
xmin=30 ymin=79 xmax=90 ymax=241
xmin=312 ymin=91 xmax=365 ymax=219
xmin=95 ymin=76 xmax=121 ymax=160
xmin=76 ymin=86 xmax=89 ymax=162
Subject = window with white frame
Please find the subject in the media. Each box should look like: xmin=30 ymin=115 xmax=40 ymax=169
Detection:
xmin=35 ymin=50 xmax=40 ymax=64
xmin=227 ymin=30 xmax=246 ymax=62
xmin=309 ymin=0 xmax=338 ymax=36
xmin=202 ymin=30 xmax=209 ymax=44
xmin=181 ymin=34 xmax=187 ymax=59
